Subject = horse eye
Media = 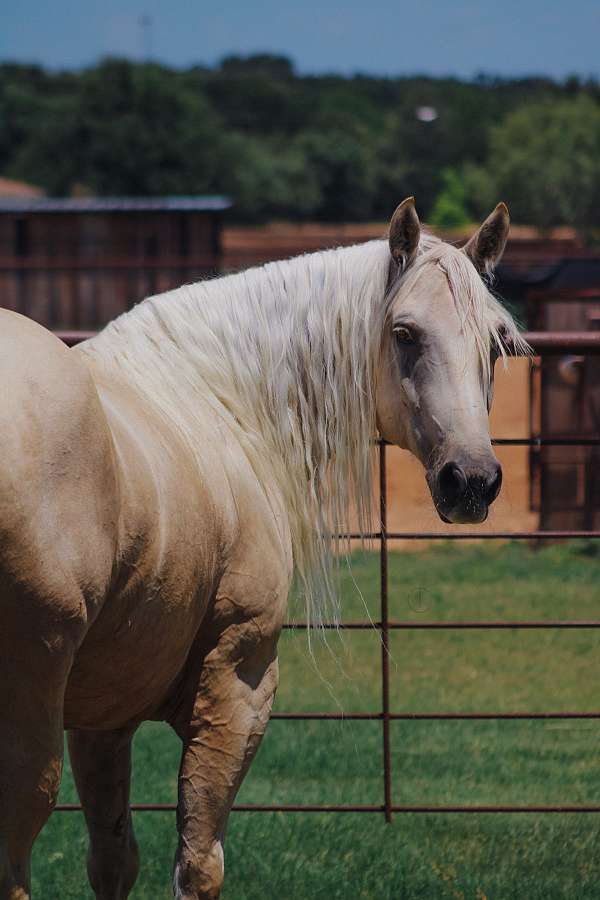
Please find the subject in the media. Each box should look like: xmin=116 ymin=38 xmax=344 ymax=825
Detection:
xmin=393 ymin=326 xmax=416 ymax=346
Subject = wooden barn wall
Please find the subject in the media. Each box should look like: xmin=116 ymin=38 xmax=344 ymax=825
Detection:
xmin=0 ymin=211 xmax=220 ymax=328
xmin=528 ymin=293 xmax=600 ymax=530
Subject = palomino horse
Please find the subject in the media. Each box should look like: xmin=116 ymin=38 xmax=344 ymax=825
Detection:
xmin=0 ymin=199 xmax=525 ymax=899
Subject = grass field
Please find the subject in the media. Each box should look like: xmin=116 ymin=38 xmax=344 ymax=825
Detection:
xmin=32 ymin=542 xmax=600 ymax=899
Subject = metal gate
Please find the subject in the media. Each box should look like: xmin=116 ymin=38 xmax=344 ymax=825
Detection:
xmin=54 ymin=330 xmax=600 ymax=820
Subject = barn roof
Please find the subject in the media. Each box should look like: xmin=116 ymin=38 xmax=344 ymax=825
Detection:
xmin=0 ymin=196 xmax=233 ymax=213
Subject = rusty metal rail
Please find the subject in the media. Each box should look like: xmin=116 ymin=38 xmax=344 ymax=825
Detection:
xmin=55 ymin=330 xmax=600 ymax=818
xmin=55 ymin=803 xmax=600 ymax=814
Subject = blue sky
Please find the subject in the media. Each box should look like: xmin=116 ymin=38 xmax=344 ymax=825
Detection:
xmin=1 ymin=0 xmax=598 ymax=79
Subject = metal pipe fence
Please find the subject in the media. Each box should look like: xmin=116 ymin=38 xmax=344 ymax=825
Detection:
xmin=55 ymin=330 xmax=600 ymax=819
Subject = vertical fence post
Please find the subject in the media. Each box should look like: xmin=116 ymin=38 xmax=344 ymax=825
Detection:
xmin=379 ymin=440 xmax=393 ymax=823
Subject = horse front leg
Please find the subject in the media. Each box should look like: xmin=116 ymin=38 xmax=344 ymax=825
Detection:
xmin=67 ymin=727 xmax=139 ymax=900
xmin=171 ymin=586 xmax=285 ymax=900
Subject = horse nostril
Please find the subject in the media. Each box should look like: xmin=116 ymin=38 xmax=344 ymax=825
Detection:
xmin=438 ymin=462 xmax=468 ymax=507
xmin=485 ymin=464 xmax=503 ymax=505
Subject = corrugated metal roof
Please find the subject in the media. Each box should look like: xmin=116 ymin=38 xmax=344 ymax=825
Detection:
xmin=0 ymin=196 xmax=232 ymax=214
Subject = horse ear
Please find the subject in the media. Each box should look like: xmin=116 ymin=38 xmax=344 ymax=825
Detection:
xmin=389 ymin=197 xmax=420 ymax=270
xmin=463 ymin=203 xmax=510 ymax=275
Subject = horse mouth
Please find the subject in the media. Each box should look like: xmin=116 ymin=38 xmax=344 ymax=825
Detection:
xmin=435 ymin=502 xmax=489 ymax=525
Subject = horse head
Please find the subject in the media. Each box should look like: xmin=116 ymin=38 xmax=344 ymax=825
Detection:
xmin=376 ymin=197 xmax=522 ymax=525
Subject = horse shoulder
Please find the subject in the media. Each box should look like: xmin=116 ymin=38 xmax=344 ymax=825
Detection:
xmin=210 ymin=436 xmax=294 ymax=643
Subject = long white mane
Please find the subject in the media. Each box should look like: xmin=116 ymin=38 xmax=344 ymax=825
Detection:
xmin=81 ymin=234 xmax=524 ymax=624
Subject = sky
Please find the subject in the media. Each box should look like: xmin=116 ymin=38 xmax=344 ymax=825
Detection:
xmin=1 ymin=0 xmax=598 ymax=80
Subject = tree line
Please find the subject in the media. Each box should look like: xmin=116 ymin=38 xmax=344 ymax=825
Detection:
xmin=1 ymin=55 xmax=599 ymax=232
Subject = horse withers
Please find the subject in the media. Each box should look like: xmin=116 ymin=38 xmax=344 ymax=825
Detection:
xmin=0 ymin=200 xmax=525 ymax=899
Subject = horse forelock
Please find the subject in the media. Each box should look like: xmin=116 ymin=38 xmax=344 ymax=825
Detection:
xmin=395 ymin=236 xmax=529 ymax=382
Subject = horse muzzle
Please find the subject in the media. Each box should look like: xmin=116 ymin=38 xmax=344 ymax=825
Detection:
xmin=429 ymin=459 xmax=503 ymax=524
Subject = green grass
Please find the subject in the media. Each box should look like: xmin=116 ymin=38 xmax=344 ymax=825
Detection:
xmin=32 ymin=542 xmax=600 ymax=898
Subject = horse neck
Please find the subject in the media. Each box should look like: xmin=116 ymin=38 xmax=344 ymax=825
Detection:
xmin=207 ymin=242 xmax=390 ymax=465
xmin=84 ymin=241 xmax=390 ymax=565
xmin=82 ymin=240 xmax=391 ymax=623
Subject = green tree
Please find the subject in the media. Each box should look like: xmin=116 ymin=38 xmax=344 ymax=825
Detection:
xmin=461 ymin=161 xmax=498 ymax=221
xmin=470 ymin=95 xmax=600 ymax=232
xmin=216 ymin=133 xmax=321 ymax=221
xmin=202 ymin=55 xmax=308 ymax=136
xmin=429 ymin=168 xmax=470 ymax=229
xmin=10 ymin=59 xmax=228 ymax=196
xmin=1 ymin=59 xmax=599 ymax=225
xmin=292 ymin=129 xmax=375 ymax=221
